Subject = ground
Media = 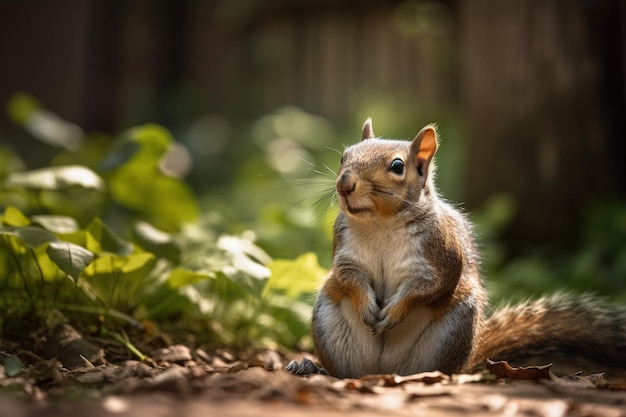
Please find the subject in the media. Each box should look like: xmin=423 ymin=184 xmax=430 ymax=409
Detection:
xmin=1 ymin=324 xmax=626 ymax=417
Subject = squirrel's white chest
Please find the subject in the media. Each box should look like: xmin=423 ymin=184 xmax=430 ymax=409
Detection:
xmin=340 ymin=222 xmax=430 ymax=301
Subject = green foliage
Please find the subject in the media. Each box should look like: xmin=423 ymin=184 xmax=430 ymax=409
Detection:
xmin=102 ymin=124 xmax=199 ymax=232
xmin=46 ymin=241 xmax=94 ymax=281
xmin=473 ymin=196 xmax=626 ymax=304
xmin=266 ymin=252 xmax=324 ymax=299
xmin=0 ymin=97 xmax=328 ymax=351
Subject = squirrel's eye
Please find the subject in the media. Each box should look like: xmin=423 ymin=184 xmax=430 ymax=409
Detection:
xmin=340 ymin=155 xmax=345 ymax=165
xmin=389 ymin=158 xmax=405 ymax=175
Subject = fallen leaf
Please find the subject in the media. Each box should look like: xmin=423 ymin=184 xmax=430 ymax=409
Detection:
xmin=486 ymin=359 xmax=552 ymax=380
xmin=358 ymin=371 xmax=449 ymax=387
xmin=551 ymin=371 xmax=609 ymax=389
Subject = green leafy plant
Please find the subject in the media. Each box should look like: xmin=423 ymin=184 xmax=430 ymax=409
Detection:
xmin=472 ymin=195 xmax=626 ymax=304
xmin=0 ymin=95 xmax=326 ymax=353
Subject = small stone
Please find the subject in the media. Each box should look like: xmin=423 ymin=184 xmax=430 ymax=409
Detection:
xmin=151 ymin=345 xmax=192 ymax=363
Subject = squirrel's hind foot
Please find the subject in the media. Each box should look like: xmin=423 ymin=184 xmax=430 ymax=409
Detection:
xmin=285 ymin=358 xmax=329 ymax=376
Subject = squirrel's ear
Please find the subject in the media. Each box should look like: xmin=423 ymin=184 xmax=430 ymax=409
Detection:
xmin=411 ymin=124 xmax=438 ymax=181
xmin=362 ymin=117 xmax=375 ymax=140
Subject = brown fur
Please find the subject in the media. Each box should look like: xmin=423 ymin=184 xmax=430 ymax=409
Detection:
xmin=309 ymin=119 xmax=626 ymax=379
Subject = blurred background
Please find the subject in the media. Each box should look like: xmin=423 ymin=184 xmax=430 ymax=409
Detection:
xmin=1 ymin=0 xmax=625 ymax=301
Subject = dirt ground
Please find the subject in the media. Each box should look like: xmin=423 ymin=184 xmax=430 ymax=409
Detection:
xmin=2 ymin=366 xmax=626 ymax=417
xmin=1 ymin=324 xmax=626 ymax=417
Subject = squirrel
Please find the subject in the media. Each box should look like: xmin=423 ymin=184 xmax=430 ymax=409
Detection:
xmin=287 ymin=118 xmax=626 ymax=379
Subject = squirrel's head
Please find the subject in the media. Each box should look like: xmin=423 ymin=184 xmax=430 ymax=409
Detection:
xmin=336 ymin=118 xmax=438 ymax=220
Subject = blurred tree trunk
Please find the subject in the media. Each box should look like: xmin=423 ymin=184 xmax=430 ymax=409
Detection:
xmin=459 ymin=0 xmax=626 ymax=252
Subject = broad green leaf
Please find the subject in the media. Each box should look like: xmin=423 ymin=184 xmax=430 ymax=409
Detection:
xmin=221 ymin=267 xmax=267 ymax=298
xmin=202 ymin=234 xmax=273 ymax=297
xmin=217 ymin=235 xmax=271 ymax=279
xmin=105 ymin=124 xmax=198 ymax=231
xmin=168 ymin=268 xmax=215 ymax=289
xmin=46 ymin=241 xmax=94 ymax=280
xmin=265 ymin=252 xmax=325 ymax=298
xmin=0 ymin=230 xmax=28 ymax=254
xmin=57 ymin=229 xmax=89 ymax=248
xmin=99 ymin=140 xmax=140 ymax=170
xmin=133 ymin=221 xmax=180 ymax=262
xmin=84 ymin=252 xmax=155 ymax=278
xmin=1 ymin=206 xmax=30 ymax=227
xmin=109 ymin=174 xmax=199 ymax=232
xmin=5 ymin=165 xmax=104 ymax=191
xmin=31 ymin=215 xmax=79 ymax=234
xmin=86 ymin=218 xmax=133 ymax=255
xmin=100 ymin=124 xmax=172 ymax=176
xmin=128 ymin=123 xmax=172 ymax=154
xmin=81 ymin=252 xmax=156 ymax=310
xmin=12 ymin=226 xmax=58 ymax=248
xmin=33 ymin=246 xmax=67 ymax=282
xmin=120 ymin=252 xmax=154 ymax=274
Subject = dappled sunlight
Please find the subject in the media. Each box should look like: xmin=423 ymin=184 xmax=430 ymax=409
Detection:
xmin=7 ymin=92 xmax=84 ymax=151
xmin=6 ymin=165 xmax=105 ymax=191
xmin=252 ymin=106 xmax=334 ymax=149
xmin=252 ymin=107 xmax=336 ymax=179
xmin=218 ymin=233 xmax=271 ymax=280
xmin=26 ymin=110 xmax=84 ymax=151
xmin=265 ymin=138 xmax=312 ymax=177
xmin=158 ymin=142 xmax=193 ymax=178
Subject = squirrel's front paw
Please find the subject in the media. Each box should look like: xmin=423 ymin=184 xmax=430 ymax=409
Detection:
xmin=372 ymin=310 xmax=392 ymax=335
xmin=372 ymin=299 xmax=405 ymax=335
xmin=362 ymin=301 xmax=379 ymax=331
xmin=357 ymin=291 xmax=380 ymax=332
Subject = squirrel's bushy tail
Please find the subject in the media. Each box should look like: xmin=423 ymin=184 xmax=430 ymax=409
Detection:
xmin=472 ymin=293 xmax=626 ymax=376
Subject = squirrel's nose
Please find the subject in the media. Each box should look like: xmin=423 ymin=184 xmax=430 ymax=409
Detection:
xmin=337 ymin=173 xmax=356 ymax=196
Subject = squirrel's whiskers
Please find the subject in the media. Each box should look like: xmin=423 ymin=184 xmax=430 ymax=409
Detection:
xmin=272 ymin=162 xmax=337 ymax=226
